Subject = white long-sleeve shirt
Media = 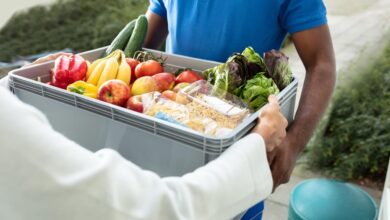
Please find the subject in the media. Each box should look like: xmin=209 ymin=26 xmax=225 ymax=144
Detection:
xmin=0 ymin=78 xmax=272 ymax=220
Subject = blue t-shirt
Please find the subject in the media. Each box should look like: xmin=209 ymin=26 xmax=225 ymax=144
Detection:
xmin=149 ymin=0 xmax=327 ymax=62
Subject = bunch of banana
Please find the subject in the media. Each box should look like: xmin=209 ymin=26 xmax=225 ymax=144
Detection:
xmin=86 ymin=50 xmax=131 ymax=87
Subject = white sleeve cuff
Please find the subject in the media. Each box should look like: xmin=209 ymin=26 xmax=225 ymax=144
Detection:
xmin=211 ymin=132 xmax=273 ymax=214
xmin=239 ymin=133 xmax=273 ymax=198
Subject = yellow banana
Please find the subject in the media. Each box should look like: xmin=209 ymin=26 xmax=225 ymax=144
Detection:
xmin=87 ymin=59 xmax=99 ymax=80
xmin=115 ymin=51 xmax=131 ymax=85
xmin=86 ymin=50 xmax=121 ymax=80
xmin=97 ymin=57 xmax=119 ymax=87
xmin=87 ymin=59 xmax=107 ymax=86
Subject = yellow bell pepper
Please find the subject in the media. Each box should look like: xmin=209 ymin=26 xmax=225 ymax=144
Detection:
xmin=67 ymin=81 xmax=98 ymax=99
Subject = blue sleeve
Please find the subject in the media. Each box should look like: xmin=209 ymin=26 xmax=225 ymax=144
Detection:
xmin=280 ymin=0 xmax=327 ymax=34
xmin=148 ymin=0 xmax=167 ymax=18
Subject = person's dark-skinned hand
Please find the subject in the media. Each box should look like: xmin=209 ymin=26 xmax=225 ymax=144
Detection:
xmin=267 ymin=131 xmax=300 ymax=192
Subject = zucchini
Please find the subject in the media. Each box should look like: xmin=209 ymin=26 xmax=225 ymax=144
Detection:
xmin=124 ymin=15 xmax=148 ymax=58
xmin=105 ymin=19 xmax=136 ymax=56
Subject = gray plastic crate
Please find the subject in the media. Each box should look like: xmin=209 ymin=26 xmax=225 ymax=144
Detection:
xmin=8 ymin=47 xmax=298 ymax=177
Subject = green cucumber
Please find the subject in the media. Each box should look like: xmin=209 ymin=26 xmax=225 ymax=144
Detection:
xmin=124 ymin=15 xmax=148 ymax=58
xmin=105 ymin=19 xmax=136 ymax=56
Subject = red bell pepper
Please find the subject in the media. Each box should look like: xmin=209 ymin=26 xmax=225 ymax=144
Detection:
xmin=51 ymin=54 xmax=88 ymax=89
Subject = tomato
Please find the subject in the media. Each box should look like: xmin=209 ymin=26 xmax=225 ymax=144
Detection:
xmin=134 ymin=60 xmax=164 ymax=78
xmin=126 ymin=58 xmax=140 ymax=83
xmin=175 ymin=70 xmax=203 ymax=84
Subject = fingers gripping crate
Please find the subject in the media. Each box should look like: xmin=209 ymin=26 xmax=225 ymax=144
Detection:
xmin=8 ymin=47 xmax=298 ymax=176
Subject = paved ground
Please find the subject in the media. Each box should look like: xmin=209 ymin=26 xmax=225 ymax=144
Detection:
xmin=263 ymin=0 xmax=390 ymax=218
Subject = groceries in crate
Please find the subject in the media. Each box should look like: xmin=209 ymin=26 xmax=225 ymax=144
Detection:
xmin=234 ymin=73 xmax=279 ymax=110
xmin=105 ymin=15 xmax=148 ymax=58
xmin=152 ymin=72 xmax=176 ymax=91
xmin=24 ymin=13 xmax=293 ymax=136
xmin=135 ymin=60 xmax=164 ymax=78
xmin=132 ymin=76 xmax=160 ymax=96
xmin=125 ymin=58 xmax=140 ymax=83
xmin=144 ymin=81 xmax=251 ymax=137
xmin=46 ymin=49 xmax=203 ymax=108
xmin=203 ymin=47 xmax=292 ymax=110
xmin=126 ymin=92 xmax=161 ymax=113
xmin=173 ymin=83 xmax=190 ymax=92
xmin=66 ymin=81 xmax=98 ymax=99
xmin=203 ymin=54 xmax=251 ymax=94
xmin=47 ymin=50 xmax=132 ymax=102
xmin=179 ymin=81 xmax=251 ymax=128
xmin=87 ymin=50 xmax=131 ymax=86
xmin=42 ymin=20 xmax=292 ymax=135
xmin=98 ymin=79 xmax=131 ymax=107
xmin=161 ymin=90 xmax=177 ymax=101
xmin=49 ymin=54 xmax=88 ymax=89
xmin=123 ymin=81 xmax=251 ymax=136
xmin=131 ymin=72 xmax=176 ymax=96
xmin=175 ymin=69 xmax=204 ymax=84
xmin=263 ymin=49 xmax=293 ymax=90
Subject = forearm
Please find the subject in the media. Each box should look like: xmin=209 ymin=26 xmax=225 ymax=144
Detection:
xmin=144 ymin=10 xmax=168 ymax=50
xmin=289 ymin=62 xmax=336 ymax=151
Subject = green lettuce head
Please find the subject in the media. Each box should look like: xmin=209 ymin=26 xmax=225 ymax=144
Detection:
xmin=242 ymin=47 xmax=267 ymax=78
xmin=237 ymin=73 xmax=279 ymax=110
xmin=203 ymin=54 xmax=248 ymax=93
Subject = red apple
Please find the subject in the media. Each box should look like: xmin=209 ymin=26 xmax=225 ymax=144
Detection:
xmin=152 ymin=72 xmax=176 ymax=91
xmin=132 ymin=76 xmax=160 ymax=96
xmin=126 ymin=95 xmax=144 ymax=113
xmin=175 ymin=70 xmax=203 ymax=84
xmin=161 ymin=90 xmax=177 ymax=101
xmin=173 ymin=82 xmax=190 ymax=93
xmin=126 ymin=58 xmax=140 ymax=83
xmin=98 ymin=79 xmax=130 ymax=106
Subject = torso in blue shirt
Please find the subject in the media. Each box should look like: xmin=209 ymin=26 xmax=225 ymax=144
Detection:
xmin=148 ymin=1 xmax=327 ymax=219
xmin=149 ymin=0 xmax=327 ymax=62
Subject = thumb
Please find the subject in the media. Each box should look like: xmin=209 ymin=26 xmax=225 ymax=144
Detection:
xmin=268 ymin=95 xmax=278 ymax=104
xmin=268 ymin=95 xmax=280 ymax=110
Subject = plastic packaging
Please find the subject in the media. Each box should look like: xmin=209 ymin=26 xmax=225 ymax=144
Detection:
xmin=145 ymin=81 xmax=251 ymax=137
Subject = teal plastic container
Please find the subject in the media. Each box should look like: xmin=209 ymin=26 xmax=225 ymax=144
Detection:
xmin=288 ymin=179 xmax=378 ymax=220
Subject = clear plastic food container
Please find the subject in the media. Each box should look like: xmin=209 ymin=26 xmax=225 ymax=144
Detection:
xmin=145 ymin=81 xmax=251 ymax=137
